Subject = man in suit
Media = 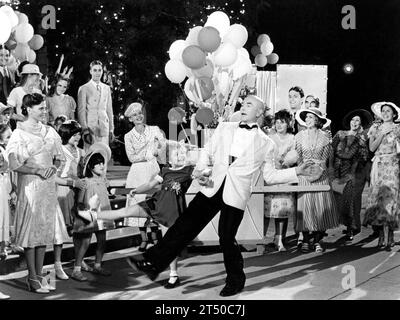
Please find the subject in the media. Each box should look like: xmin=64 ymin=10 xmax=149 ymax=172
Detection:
xmin=77 ymin=60 xmax=114 ymax=149
xmin=0 ymin=46 xmax=14 ymax=105
xmin=126 ymin=95 xmax=315 ymax=296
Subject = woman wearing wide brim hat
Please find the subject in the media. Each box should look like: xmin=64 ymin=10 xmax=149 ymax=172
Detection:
xmin=363 ymin=102 xmax=400 ymax=250
xmin=332 ymin=108 xmax=373 ymax=240
xmin=342 ymin=109 xmax=374 ymax=130
xmin=293 ymin=107 xmax=340 ymax=254
xmin=370 ymin=101 xmax=400 ymax=123
xmin=296 ymin=107 xmax=331 ymax=130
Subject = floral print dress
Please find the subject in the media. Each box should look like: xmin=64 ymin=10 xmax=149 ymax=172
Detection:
xmin=363 ymin=123 xmax=400 ymax=228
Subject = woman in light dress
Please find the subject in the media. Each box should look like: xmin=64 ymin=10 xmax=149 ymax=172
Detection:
xmin=363 ymin=102 xmax=400 ymax=250
xmin=264 ymin=110 xmax=297 ymax=251
xmin=124 ymin=102 xmax=166 ymax=251
xmin=46 ymin=75 xmax=77 ymax=125
xmin=6 ymin=93 xmax=69 ymax=294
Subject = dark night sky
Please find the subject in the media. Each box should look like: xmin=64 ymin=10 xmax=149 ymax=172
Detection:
xmin=250 ymin=0 xmax=400 ymax=131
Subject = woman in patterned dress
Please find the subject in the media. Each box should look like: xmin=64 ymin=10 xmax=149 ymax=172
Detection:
xmin=124 ymin=102 xmax=166 ymax=251
xmin=6 ymin=93 xmax=69 ymax=293
xmin=294 ymin=108 xmax=340 ymax=253
xmin=363 ymin=102 xmax=400 ymax=250
xmin=264 ymin=110 xmax=297 ymax=251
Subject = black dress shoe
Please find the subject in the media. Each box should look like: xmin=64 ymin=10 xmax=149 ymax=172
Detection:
xmin=219 ymin=284 xmax=244 ymax=297
xmin=126 ymin=255 xmax=159 ymax=281
xmin=164 ymin=276 xmax=180 ymax=289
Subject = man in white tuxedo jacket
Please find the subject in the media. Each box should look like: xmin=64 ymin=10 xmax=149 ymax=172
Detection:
xmin=127 ymin=95 xmax=313 ymax=296
xmin=77 ymin=60 xmax=114 ymax=149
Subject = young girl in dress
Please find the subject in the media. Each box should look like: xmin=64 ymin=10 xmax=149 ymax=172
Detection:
xmin=0 ymin=124 xmax=13 ymax=261
xmin=79 ymin=142 xmax=195 ymax=288
xmin=71 ymin=142 xmax=114 ymax=281
xmin=54 ymin=121 xmax=87 ymax=279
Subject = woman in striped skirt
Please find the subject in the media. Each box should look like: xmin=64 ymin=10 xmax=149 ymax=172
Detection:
xmin=294 ymin=108 xmax=340 ymax=253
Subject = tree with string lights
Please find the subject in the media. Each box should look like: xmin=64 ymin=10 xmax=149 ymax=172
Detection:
xmin=14 ymin=0 xmax=251 ymax=163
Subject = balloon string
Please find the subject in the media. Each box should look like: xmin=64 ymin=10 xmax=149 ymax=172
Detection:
xmin=180 ymin=123 xmax=190 ymax=143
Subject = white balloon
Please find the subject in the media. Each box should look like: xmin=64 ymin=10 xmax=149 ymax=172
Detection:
xmin=0 ymin=11 xmax=12 ymax=44
xmin=14 ymin=23 xmax=34 ymax=43
xmin=255 ymin=54 xmax=268 ymax=67
xmin=168 ymin=39 xmax=187 ymax=60
xmin=257 ymin=34 xmax=270 ymax=47
xmin=260 ymin=41 xmax=274 ymax=56
xmin=184 ymin=77 xmax=200 ymax=103
xmin=205 ymin=11 xmax=230 ymax=37
xmin=186 ymin=26 xmax=202 ymax=46
xmin=27 ymin=49 xmax=36 ymax=63
xmin=0 ymin=5 xmax=18 ymax=28
xmin=13 ymin=42 xmax=30 ymax=61
xmin=238 ymin=47 xmax=250 ymax=59
xmin=230 ymin=53 xmax=252 ymax=80
xmin=213 ymin=42 xmax=238 ymax=67
xmin=164 ymin=59 xmax=187 ymax=84
xmin=223 ymin=24 xmax=248 ymax=48
xmin=17 ymin=12 xmax=29 ymax=24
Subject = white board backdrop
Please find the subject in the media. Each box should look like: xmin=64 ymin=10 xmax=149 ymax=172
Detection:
xmin=276 ymin=64 xmax=328 ymax=115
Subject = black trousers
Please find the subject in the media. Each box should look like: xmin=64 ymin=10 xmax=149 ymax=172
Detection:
xmin=144 ymin=180 xmax=245 ymax=287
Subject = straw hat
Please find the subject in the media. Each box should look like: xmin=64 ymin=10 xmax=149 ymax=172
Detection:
xmin=296 ymin=108 xmax=331 ymax=129
xmin=82 ymin=142 xmax=112 ymax=177
xmin=371 ymin=102 xmax=400 ymax=123
xmin=20 ymin=64 xmax=42 ymax=76
xmin=342 ymin=109 xmax=373 ymax=129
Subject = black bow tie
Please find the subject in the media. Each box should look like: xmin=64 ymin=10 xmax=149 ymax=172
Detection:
xmin=239 ymin=123 xmax=258 ymax=130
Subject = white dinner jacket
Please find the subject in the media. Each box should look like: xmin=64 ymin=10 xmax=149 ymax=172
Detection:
xmin=194 ymin=122 xmax=299 ymax=210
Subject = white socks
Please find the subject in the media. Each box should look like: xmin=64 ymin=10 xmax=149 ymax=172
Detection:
xmin=73 ymin=266 xmax=81 ymax=273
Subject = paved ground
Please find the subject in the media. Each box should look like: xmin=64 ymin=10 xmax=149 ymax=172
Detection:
xmin=2 ymin=181 xmax=400 ymax=300
xmin=1 ymin=225 xmax=400 ymax=300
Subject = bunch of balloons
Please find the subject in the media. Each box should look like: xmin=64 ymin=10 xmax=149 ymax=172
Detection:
xmin=0 ymin=5 xmax=44 ymax=64
xmin=250 ymin=33 xmax=279 ymax=67
xmin=164 ymin=11 xmax=253 ymax=125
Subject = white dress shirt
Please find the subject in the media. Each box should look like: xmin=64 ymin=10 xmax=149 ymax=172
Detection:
xmin=229 ymin=122 xmax=258 ymax=158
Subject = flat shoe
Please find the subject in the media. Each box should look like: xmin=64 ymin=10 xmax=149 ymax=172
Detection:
xmin=92 ymin=266 xmax=111 ymax=276
xmin=164 ymin=276 xmax=180 ymax=289
xmin=71 ymin=271 xmax=88 ymax=282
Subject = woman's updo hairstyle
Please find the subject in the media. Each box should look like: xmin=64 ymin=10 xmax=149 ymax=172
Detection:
xmin=21 ymin=93 xmax=45 ymax=116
